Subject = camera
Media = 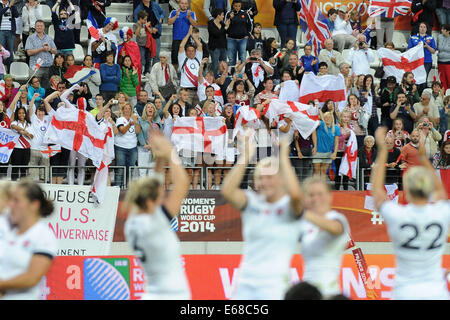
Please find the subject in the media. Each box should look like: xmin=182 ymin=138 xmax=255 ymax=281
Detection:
xmin=359 ymin=41 xmax=365 ymax=48
xmin=237 ymin=74 xmax=243 ymax=79
xmin=423 ymin=123 xmax=429 ymax=127
xmin=249 ymin=57 xmax=258 ymax=61
xmin=112 ymin=99 xmax=118 ymax=104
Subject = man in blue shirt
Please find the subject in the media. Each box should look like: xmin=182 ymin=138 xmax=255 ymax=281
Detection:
xmin=300 ymin=44 xmax=319 ymax=75
xmin=168 ymin=0 xmax=198 ymax=69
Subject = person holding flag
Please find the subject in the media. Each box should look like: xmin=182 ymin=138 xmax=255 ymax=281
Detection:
xmin=88 ymin=16 xmax=119 ymax=67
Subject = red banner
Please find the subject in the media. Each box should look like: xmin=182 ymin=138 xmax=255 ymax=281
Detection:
xmin=44 ymin=254 xmax=449 ymax=300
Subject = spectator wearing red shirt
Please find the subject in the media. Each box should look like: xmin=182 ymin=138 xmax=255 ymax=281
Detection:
xmin=399 ymin=129 xmax=422 ymax=170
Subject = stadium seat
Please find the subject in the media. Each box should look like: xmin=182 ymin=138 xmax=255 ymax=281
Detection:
xmin=446 ymin=89 xmax=450 ymax=96
xmin=41 ymin=5 xmax=52 ymax=24
xmin=341 ymin=49 xmax=350 ymax=63
xmin=264 ymin=29 xmax=278 ymax=43
xmin=392 ymin=31 xmax=408 ymax=51
xmin=48 ymin=24 xmax=54 ymax=39
xmin=13 ymin=81 xmax=20 ymax=88
xmin=432 ymin=53 xmax=437 ymax=68
xmin=370 ymin=50 xmax=380 ymax=69
xmin=198 ymin=27 xmax=209 ymax=42
xmin=73 ymin=44 xmax=85 ymax=63
xmin=10 ymin=62 xmax=30 ymax=82
xmin=80 ymin=25 xmax=89 ymax=46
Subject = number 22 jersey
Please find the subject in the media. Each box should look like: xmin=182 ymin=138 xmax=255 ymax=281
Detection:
xmin=380 ymin=200 xmax=450 ymax=300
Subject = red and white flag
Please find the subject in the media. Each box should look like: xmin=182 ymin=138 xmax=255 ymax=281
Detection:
xmin=266 ymin=99 xmax=320 ymax=139
xmin=40 ymin=144 xmax=61 ymax=158
xmin=171 ymin=117 xmax=227 ymax=156
xmin=32 ymin=58 xmax=44 ymax=72
xmin=377 ymin=42 xmax=426 ymax=84
xmin=0 ymin=80 xmax=5 ymax=99
xmin=44 ymin=106 xmax=108 ymax=168
xmin=233 ymin=105 xmax=261 ymax=139
xmin=0 ymin=127 xmax=20 ymax=163
xmin=338 ymin=130 xmax=358 ymax=179
xmin=364 ymin=183 xmax=399 ymax=211
xmin=278 ymin=80 xmax=300 ymax=102
xmin=91 ymin=124 xmax=115 ymax=204
xmin=299 ymin=73 xmax=346 ymax=105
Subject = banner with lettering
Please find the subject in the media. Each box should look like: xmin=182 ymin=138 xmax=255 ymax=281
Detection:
xmin=113 ymin=189 xmax=450 ymax=243
xmin=43 ymin=254 xmax=450 ymax=300
xmin=41 ymin=184 xmax=120 ymax=256
xmin=0 ymin=127 xmax=20 ymax=163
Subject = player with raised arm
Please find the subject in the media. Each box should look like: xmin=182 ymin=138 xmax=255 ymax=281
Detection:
xmin=370 ymin=127 xmax=449 ymax=300
xmin=221 ymin=130 xmax=304 ymax=300
xmin=124 ymin=130 xmax=191 ymax=300
xmin=299 ymin=176 xmax=351 ymax=298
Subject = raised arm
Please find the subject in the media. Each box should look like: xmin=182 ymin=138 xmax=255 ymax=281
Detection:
xmin=418 ymin=131 xmax=447 ymax=202
xmin=179 ymin=26 xmax=192 ymax=54
xmin=279 ymin=137 xmax=304 ymax=216
xmin=60 ymin=83 xmax=80 ymax=108
xmin=8 ymin=84 xmax=27 ymax=114
xmin=370 ymin=127 xmax=389 ymax=211
xmin=150 ymin=130 xmax=190 ymax=217
xmin=221 ymin=129 xmax=255 ymax=210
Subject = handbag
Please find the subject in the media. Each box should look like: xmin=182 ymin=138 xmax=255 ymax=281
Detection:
xmin=358 ymin=106 xmax=371 ymax=129
xmin=159 ymin=81 xmax=177 ymax=100
xmin=374 ymin=61 xmax=384 ymax=79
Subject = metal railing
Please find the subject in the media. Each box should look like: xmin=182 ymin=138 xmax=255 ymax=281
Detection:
xmin=360 ymin=167 xmax=405 ymax=190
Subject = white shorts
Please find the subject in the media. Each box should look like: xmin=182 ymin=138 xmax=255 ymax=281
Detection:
xmin=214 ymin=147 xmax=235 ymax=163
xmin=232 ymin=280 xmax=288 ymax=300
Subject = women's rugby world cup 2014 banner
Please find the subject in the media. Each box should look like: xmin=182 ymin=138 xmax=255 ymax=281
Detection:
xmin=114 ymin=190 xmax=450 ymax=243
xmin=190 ymin=0 xmax=413 ymax=30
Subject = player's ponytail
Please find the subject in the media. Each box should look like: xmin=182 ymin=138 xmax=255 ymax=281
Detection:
xmin=18 ymin=180 xmax=54 ymax=218
xmin=403 ymin=166 xmax=435 ymax=200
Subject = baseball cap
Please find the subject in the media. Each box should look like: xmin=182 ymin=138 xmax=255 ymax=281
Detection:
xmin=387 ymin=76 xmax=396 ymax=83
xmin=338 ymin=5 xmax=348 ymax=13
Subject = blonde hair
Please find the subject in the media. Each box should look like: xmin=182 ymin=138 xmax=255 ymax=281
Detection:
xmin=202 ymin=101 xmax=216 ymax=116
xmin=403 ymin=166 xmax=435 ymax=199
xmin=253 ymin=156 xmax=280 ymax=180
xmin=323 ymin=111 xmax=335 ymax=134
xmin=0 ymin=179 xmax=13 ymax=201
xmin=302 ymin=176 xmax=331 ymax=194
xmin=115 ymin=91 xmax=129 ymax=102
xmin=141 ymin=103 xmax=158 ymax=121
xmin=125 ymin=177 xmax=163 ymax=211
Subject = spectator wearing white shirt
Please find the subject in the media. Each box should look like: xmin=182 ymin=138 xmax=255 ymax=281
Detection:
xmin=347 ymin=34 xmax=374 ymax=76
xmin=149 ymin=51 xmax=178 ymax=101
xmin=28 ymin=89 xmax=56 ymax=182
xmin=332 ymin=6 xmax=357 ymax=52
xmin=178 ymin=25 xmax=203 ymax=108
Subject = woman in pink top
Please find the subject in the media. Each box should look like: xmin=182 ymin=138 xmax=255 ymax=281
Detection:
xmin=334 ymin=110 xmax=353 ymax=190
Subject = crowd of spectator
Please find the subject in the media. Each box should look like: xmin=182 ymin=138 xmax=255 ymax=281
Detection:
xmin=0 ymin=0 xmax=448 ymax=190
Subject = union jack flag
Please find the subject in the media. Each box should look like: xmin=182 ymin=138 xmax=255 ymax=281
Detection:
xmin=299 ymin=0 xmax=331 ymax=58
xmin=368 ymin=0 xmax=412 ymax=18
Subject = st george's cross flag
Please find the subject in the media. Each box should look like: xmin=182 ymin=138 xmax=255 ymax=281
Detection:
xmin=44 ymin=106 xmax=108 ymax=168
xmin=338 ymin=130 xmax=358 ymax=179
xmin=171 ymin=116 xmax=227 ymax=157
xmin=266 ymin=99 xmax=320 ymax=139
xmin=364 ymin=183 xmax=400 ymax=211
xmin=377 ymin=42 xmax=426 ymax=84
xmin=233 ymin=105 xmax=261 ymax=139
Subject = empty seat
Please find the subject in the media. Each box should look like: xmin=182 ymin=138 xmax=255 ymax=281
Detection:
xmin=73 ymin=44 xmax=85 ymax=63
xmin=80 ymin=25 xmax=89 ymax=45
xmin=10 ymin=62 xmax=30 ymax=82
xmin=41 ymin=5 xmax=52 ymax=24
xmin=392 ymin=31 xmax=408 ymax=51
xmin=48 ymin=24 xmax=54 ymax=39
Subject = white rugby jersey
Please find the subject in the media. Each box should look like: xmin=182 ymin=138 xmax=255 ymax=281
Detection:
xmin=0 ymin=220 xmax=57 ymax=300
xmin=380 ymin=200 xmax=450 ymax=300
xmin=124 ymin=206 xmax=191 ymax=300
xmin=300 ymin=210 xmax=350 ymax=297
xmin=233 ymin=190 xmax=303 ymax=299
